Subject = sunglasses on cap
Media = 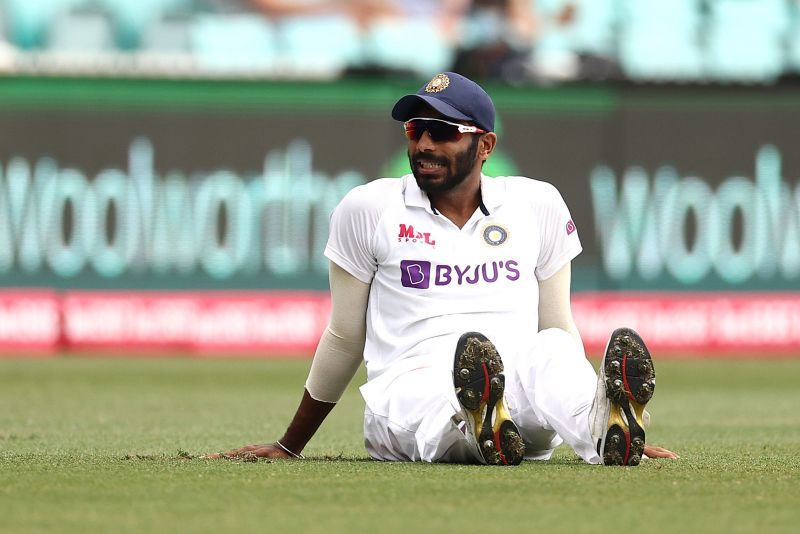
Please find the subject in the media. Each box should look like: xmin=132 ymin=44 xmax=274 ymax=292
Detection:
xmin=403 ymin=117 xmax=487 ymax=143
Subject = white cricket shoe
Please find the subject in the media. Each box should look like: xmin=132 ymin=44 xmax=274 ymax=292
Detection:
xmin=453 ymin=332 xmax=525 ymax=465
xmin=589 ymin=327 xmax=656 ymax=466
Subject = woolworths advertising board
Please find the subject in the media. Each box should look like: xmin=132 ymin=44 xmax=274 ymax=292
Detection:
xmin=0 ymin=78 xmax=798 ymax=354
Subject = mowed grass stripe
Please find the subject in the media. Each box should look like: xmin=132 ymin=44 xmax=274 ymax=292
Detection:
xmin=1 ymin=357 xmax=799 ymax=533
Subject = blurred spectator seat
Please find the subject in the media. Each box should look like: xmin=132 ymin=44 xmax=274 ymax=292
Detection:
xmin=0 ymin=3 xmax=6 ymax=41
xmin=532 ymin=0 xmax=618 ymax=81
xmin=705 ymin=0 xmax=789 ymax=82
xmin=47 ymin=8 xmax=115 ymax=53
xmin=100 ymin=0 xmax=191 ymax=49
xmin=277 ymin=15 xmax=362 ymax=77
xmin=535 ymin=0 xmax=617 ymax=57
xmin=138 ymin=14 xmax=194 ymax=73
xmin=617 ymin=0 xmax=704 ymax=81
xmin=362 ymin=16 xmax=453 ymax=77
xmin=790 ymin=2 xmax=800 ymax=73
xmin=563 ymin=0 xmax=616 ymax=57
xmin=0 ymin=3 xmax=16 ymax=71
xmin=453 ymin=0 xmax=536 ymax=83
xmin=190 ymin=14 xmax=278 ymax=75
xmin=3 ymin=0 xmax=83 ymax=49
xmin=141 ymin=15 xmax=192 ymax=53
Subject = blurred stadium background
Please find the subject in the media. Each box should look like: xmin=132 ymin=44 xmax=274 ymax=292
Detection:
xmin=0 ymin=0 xmax=799 ymax=357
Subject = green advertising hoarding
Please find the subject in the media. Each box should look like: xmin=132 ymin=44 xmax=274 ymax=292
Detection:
xmin=1 ymin=77 xmax=798 ymax=292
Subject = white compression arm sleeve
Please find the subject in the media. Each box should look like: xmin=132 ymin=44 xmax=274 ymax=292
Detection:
xmin=538 ymin=262 xmax=582 ymax=342
xmin=304 ymin=262 xmax=370 ymax=403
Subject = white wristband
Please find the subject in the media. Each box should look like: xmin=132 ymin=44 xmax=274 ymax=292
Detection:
xmin=275 ymin=440 xmax=304 ymax=459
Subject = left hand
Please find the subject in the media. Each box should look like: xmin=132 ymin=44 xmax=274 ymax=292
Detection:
xmin=201 ymin=442 xmax=294 ymax=460
xmin=643 ymin=444 xmax=679 ymax=460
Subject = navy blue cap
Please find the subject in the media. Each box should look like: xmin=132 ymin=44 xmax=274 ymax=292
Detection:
xmin=391 ymin=72 xmax=495 ymax=132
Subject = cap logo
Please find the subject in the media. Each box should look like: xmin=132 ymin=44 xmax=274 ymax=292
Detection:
xmin=425 ymin=73 xmax=450 ymax=93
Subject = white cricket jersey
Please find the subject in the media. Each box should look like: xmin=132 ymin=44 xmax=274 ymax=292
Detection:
xmin=324 ymin=174 xmax=582 ymax=381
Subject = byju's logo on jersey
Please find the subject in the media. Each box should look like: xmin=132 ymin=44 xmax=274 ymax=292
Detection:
xmin=400 ymin=260 xmax=432 ymax=289
xmin=398 ymin=224 xmax=436 ymax=247
xmin=400 ymin=259 xmax=520 ymax=290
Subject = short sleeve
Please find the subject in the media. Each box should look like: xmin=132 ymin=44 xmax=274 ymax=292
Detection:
xmin=324 ymin=185 xmax=382 ymax=284
xmin=534 ymin=183 xmax=583 ymax=280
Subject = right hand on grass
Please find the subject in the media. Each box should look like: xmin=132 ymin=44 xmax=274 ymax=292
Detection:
xmin=202 ymin=442 xmax=295 ymax=460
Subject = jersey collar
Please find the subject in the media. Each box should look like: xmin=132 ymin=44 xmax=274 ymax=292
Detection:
xmin=402 ymin=174 xmax=505 ymax=216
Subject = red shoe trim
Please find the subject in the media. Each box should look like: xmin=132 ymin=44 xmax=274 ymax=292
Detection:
xmin=623 ymin=431 xmax=631 ymax=465
xmin=494 ymin=427 xmax=508 ymax=465
xmin=480 ymin=363 xmax=490 ymax=404
xmin=622 ymin=353 xmax=634 ymax=403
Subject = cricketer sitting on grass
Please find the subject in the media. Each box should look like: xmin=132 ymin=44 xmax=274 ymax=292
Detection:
xmin=207 ymin=72 xmax=678 ymax=465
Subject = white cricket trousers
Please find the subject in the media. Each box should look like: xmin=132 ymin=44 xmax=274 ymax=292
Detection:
xmin=360 ymin=328 xmax=602 ymax=464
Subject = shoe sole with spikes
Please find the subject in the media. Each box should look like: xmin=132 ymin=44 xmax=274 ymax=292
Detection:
xmin=598 ymin=327 xmax=655 ymax=466
xmin=453 ymin=332 xmax=524 ymax=466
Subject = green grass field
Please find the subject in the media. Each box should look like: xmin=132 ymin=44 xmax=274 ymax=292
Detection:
xmin=1 ymin=356 xmax=799 ymax=533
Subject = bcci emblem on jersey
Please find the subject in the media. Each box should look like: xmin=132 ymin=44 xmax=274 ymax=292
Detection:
xmin=483 ymin=225 xmax=508 ymax=246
